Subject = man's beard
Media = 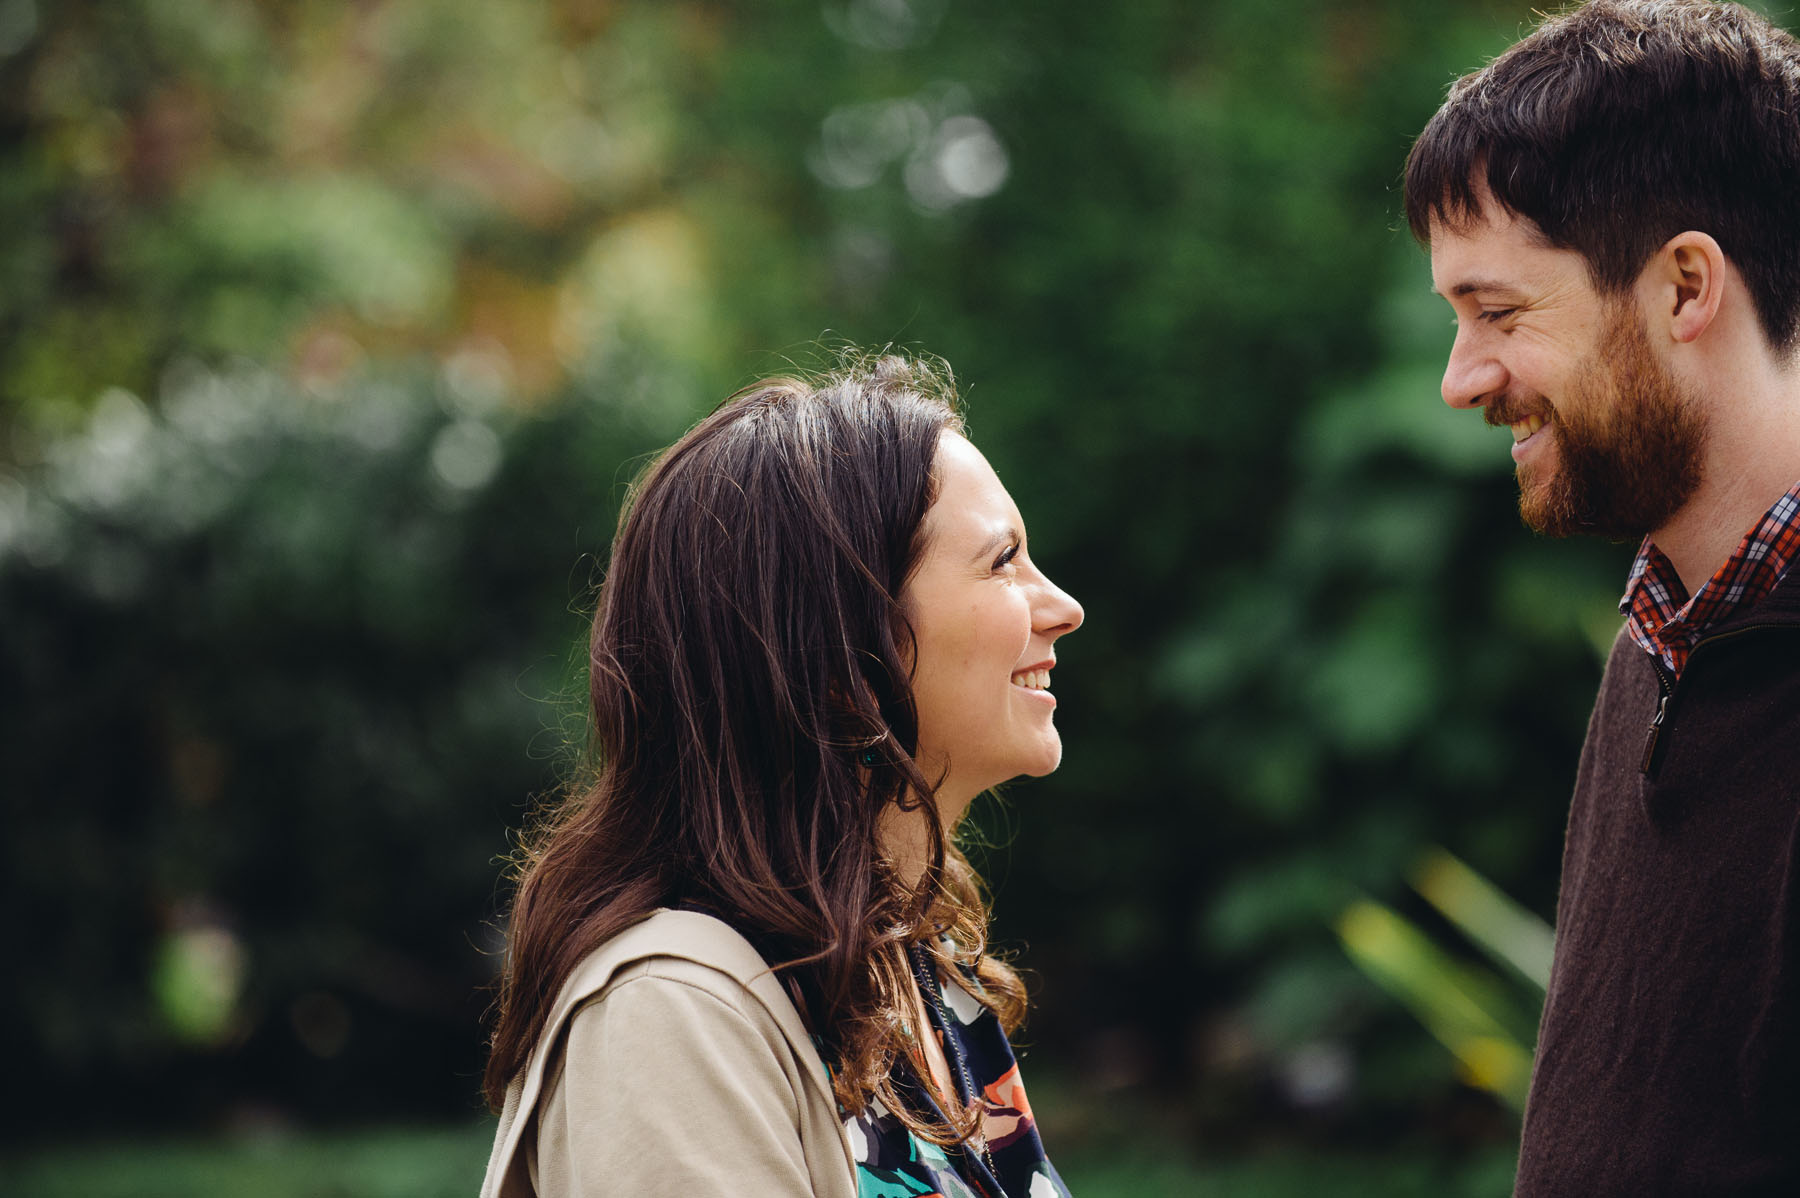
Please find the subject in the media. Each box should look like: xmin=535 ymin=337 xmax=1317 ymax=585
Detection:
xmin=1495 ymin=306 xmax=1708 ymax=540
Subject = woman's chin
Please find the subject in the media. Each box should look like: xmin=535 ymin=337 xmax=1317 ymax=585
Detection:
xmin=1017 ymin=740 xmax=1065 ymax=779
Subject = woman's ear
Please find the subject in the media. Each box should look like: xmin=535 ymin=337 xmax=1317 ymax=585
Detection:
xmin=826 ymin=668 xmax=891 ymax=756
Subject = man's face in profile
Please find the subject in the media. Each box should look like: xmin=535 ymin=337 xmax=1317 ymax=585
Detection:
xmin=1429 ymin=194 xmax=1705 ymax=539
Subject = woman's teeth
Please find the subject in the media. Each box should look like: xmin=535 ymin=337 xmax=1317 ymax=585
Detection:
xmin=1011 ymin=669 xmax=1050 ymax=690
xmin=1510 ymin=414 xmax=1546 ymax=443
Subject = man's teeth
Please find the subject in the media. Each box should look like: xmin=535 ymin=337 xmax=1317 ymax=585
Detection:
xmin=1011 ymin=669 xmax=1050 ymax=690
xmin=1510 ymin=414 xmax=1546 ymax=443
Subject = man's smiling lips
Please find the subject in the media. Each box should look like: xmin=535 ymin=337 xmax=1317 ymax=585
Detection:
xmin=1506 ymin=412 xmax=1552 ymax=462
xmin=1486 ymin=404 xmax=1551 ymax=459
xmin=1510 ymin=413 xmax=1546 ymax=443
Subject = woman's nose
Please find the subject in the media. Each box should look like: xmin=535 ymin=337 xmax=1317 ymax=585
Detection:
xmin=1035 ymin=576 xmax=1083 ymax=637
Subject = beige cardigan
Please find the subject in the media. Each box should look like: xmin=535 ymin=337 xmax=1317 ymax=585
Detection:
xmin=481 ymin=909 xmax=858 ymax=1198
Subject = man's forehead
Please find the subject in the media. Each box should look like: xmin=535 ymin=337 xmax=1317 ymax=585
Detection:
xmin=1427 ymin=204 xmax=1565 ymax=294
xmin=1427 ymin=194 xmax=1545 ymax=246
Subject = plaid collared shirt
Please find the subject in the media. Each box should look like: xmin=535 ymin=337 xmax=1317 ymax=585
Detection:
xmin=1621 ymin=480 xmax=1800 ymax=678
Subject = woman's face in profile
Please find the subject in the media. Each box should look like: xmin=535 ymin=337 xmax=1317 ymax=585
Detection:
xmin=902 ymin=431 xmax=1084 ymax=809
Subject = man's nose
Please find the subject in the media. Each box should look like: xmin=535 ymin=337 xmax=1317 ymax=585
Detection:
xmin=1441 ymin=326 xmax=1506 ymax=409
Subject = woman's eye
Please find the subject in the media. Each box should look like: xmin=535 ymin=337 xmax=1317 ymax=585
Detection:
xmin=993 ymin=543 xmax=1020 ymax=572
xmin=1478 ymin=307 xmax=1517 ymax=324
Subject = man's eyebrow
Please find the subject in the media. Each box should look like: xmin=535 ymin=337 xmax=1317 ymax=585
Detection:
xmin=1436 ymin=278 xmax=1527 ymax=299
xmin=968 ymin=526 xmax=1019 ymax=564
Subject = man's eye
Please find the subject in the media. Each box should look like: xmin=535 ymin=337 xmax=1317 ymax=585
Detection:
xmin=1478 ymin=307 xmax=1518 ymax=324
xmin=993 ymin=543 xmax=1020 ymax=571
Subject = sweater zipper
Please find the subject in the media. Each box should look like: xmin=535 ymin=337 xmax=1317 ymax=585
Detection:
xmin=1638 ymin=621 xmax=1796 ymax=775
xmin=1639 ymin=666 xmax=1672 ymax=775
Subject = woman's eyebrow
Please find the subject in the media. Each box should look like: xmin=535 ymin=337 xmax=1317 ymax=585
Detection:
xmin=968 ymin=526 xmax=1020 ymax=564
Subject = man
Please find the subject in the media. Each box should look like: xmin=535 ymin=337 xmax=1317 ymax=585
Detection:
xmin=1405 ymin=1 xmax=1800 ymax=1193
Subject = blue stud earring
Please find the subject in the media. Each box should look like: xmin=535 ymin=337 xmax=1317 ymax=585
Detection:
xmin=860 ymin=748 xmax=880 ymax=767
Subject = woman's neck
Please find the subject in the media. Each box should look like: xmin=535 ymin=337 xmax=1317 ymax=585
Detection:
xmin=878 ymin=787 xmax=973 ymax=886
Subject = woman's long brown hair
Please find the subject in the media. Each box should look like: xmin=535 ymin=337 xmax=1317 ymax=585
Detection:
xmin=483 ymin=354 xmax=1026 ymax=1145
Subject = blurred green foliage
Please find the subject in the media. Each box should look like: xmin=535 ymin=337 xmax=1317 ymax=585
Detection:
xmin=0 ymin=0 xmax=1681 ymax=1170
xmin=3 ymin=1119 xmax=1519 ymax=1198
xmin=5 ymin=1124 xmax=496 ymax=1198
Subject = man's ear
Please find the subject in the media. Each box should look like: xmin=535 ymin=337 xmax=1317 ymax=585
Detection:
xmin=1644 ymin=230 xmax=1727 ymax=344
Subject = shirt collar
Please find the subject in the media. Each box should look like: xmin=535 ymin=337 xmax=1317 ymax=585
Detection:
xmin=1618 ymin=480 xmax=1800 ymax=676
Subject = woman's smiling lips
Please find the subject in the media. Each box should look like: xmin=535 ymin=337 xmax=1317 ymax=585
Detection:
xmin=1010 ymin=660 xmax=1057 ymax=705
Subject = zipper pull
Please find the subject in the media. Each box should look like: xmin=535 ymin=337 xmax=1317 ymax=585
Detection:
xmin=1640 ymin=691 xmax=1671 ymax=775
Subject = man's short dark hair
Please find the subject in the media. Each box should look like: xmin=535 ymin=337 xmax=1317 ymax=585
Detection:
xmin=1405 ymin=0 xmax=1800 ymax=351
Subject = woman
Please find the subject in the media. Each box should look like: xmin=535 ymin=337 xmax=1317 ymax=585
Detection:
xmin=481 ymin=354 xmax=1083 ymax=1198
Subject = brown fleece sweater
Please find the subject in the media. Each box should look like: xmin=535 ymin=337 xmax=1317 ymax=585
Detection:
xmin=1514 ymin=571 xmax=1800 ymax=1196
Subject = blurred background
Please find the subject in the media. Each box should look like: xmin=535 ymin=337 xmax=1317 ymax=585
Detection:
xmin=0 ymin=0 xmax=1683 ymax=1193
